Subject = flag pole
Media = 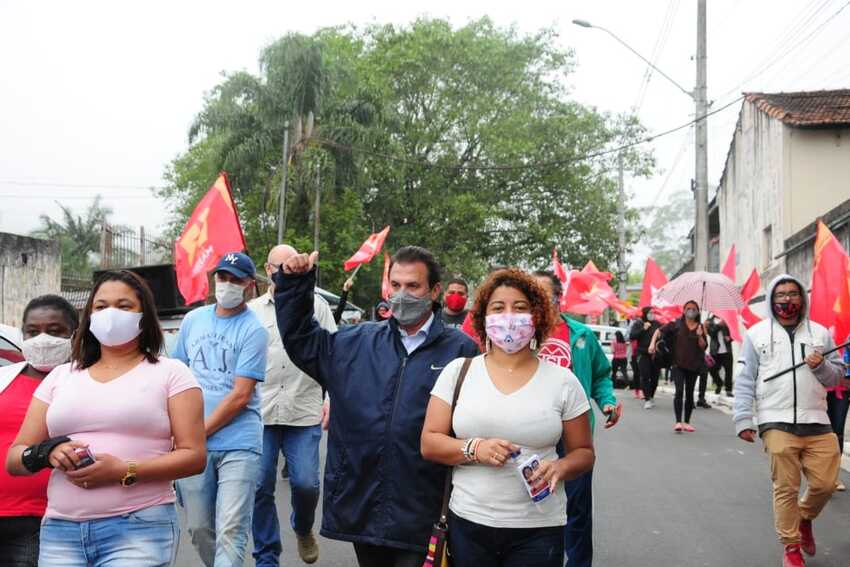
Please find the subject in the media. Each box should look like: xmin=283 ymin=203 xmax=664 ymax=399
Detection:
xmin=763 ymin=341 xmax=850 ymax=382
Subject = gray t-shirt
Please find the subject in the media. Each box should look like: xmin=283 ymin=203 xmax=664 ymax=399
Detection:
xmin=431 ymin=355 xmax=590 ymax=528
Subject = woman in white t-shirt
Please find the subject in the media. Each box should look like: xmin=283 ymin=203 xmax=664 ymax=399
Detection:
xmin=422 ymin=268 xmax=594 ymax=567
xmin=6 ymin=270 xmax=206 ymax=567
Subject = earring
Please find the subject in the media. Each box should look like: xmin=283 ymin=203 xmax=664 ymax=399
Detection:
xmin=486 ymin=337 xmax=492 ymax=352
xmin=530 ymin=338 xmax=538 ymax=350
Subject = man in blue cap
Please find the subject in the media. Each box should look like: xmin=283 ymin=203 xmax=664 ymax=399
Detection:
xmin=173 ymin=251 xmax=269 ymax=567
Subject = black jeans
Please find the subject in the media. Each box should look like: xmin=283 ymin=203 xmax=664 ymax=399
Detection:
xmin=708 ymin=352 xmax=734 ymax=394
xmin=697 ymin=371 xmax=708 ymax=402
xmin=638 ymin=354 xmax=659 ymax=400
xmin=611 ymin=358 xmax=628 ymax=387
xmin=353 ymin=542 xmax=423 ymax=567
xmin=630 ymin=356 xmax=640 ymax=390
xmin=827 ymin=390 xmax=850 ymax=454
xmin=673 ymin=367 xmax=699 ymax=423
xmin=448 ymin=512 xmax=564 ymax=567
xmin=0 ymin=517 xmax=40 ymax=567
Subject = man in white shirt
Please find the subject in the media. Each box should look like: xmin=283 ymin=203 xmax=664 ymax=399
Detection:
xmin=249 ymin=244 xmax=337 ymax=566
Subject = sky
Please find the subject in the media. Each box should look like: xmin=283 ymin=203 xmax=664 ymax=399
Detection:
xmin=2 ymin=0 xmax=849 ymax=268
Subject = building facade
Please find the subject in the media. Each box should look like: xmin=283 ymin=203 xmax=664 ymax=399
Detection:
xmin=0 ymin=233 xmax=62 ymax=327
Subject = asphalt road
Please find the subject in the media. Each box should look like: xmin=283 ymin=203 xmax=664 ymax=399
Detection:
xmin=175 ymin=388 xmax=850 ymax=566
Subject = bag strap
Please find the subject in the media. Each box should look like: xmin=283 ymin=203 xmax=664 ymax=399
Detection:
xmin=438 ymin=357 xmax=473 ymax=523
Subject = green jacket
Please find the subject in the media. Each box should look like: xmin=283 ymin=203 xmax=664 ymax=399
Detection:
xmin=564 ymin=316 xmax=615 ymax=431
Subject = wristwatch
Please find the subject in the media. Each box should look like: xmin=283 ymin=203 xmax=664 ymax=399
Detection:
xmin=120 ymin=461 xmax=138 ymax=487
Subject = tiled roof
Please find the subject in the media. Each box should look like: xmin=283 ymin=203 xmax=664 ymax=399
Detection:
xmin=745 ymin=89 xmax=850 ymax=127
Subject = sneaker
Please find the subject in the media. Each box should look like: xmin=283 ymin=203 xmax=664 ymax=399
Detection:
xmin=836 ymin=480 xmax=846 ymax=492
xmin=725 ymin=391 xmax=734 ymax=398
xmin=799 ymin=519 xmax=815 ymax=556
xmin=683 ymin=423 xmax=696 ymax=432
xmin=644 ymin=400 xmax=655 ymax=409
xmin=296 ymin=531 xmax=320 ymax=564
xmin=674 ymin=423 xmax=684 ymax=433
xmin=783 ymin=544 xmax=805 ymax=567
xmin=637 ymin=389 xmax=643 ymax=399
xmin=714 ymin=388 xmax=722 ymax=395
xmin=696 ymin=400 xmax=712 ymax=409
xmin=632 ymin=389 xmax=640 ymax=399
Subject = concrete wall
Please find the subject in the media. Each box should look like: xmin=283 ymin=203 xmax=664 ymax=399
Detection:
xmin=0 ymin=233 xmax=61 ymax=327
xmin=786 ymin=128 xmax=850 ymax=237
xmin=717 ymin=102 xmax=788 ymax=286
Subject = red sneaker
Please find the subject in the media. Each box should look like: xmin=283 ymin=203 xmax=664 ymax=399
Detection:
xmin=683 ymin=424 xmax=696 ymax=432
xmin=637 ymin=389 xmax=643 ymax=399
xmin=799 ymin=519 xmax=815 ymax=556
xmin=674 ymin=423 xmax=684 ymax=433
xmin=783 ymin=545 xmax=805 ymax=567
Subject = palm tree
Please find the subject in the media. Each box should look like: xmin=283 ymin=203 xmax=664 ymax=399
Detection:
xmin=32 ymin=196 xmax=113 ymax=277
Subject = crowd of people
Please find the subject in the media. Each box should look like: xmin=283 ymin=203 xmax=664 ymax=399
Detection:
xmin=1 ymin=245 xmax=849 ymax=567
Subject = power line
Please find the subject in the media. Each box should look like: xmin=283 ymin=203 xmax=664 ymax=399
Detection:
xmin=0 ymin=179 xmax=162 ymax=190
xmin=311 ymin=96 xmax=745 ymax=173
xmin=715 ymin=0 xmax=849 ymax=98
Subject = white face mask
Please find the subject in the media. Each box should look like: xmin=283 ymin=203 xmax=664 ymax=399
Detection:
xmin=22 ymin=333 xmax=72 ymax=372
xmin=89 ymin=308 xmax=143 ymax=347
xmin=216 ymin=281 xmax=247 ymax=309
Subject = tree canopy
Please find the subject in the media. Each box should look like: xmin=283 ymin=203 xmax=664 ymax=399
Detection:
xmin=159 ymin=18 xmax=653 ymax=308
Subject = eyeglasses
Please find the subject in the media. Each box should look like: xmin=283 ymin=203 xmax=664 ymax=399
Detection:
xmin=774 ymin=291 xmax=801 ymax=301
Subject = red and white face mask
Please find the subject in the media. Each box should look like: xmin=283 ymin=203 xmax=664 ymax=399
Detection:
xmin=485 ymin=313 xmax=535 ymax=354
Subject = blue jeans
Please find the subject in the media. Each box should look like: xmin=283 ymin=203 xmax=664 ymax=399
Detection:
xmin=827 ymin=390 xmax=850 ymax=453
xmin=177 ymin=450 xmax=261 ymax=567
xmin=564 ymin=469 xmax=593 ymax=567
xmin=38 ymin=504 xmax=179 ymax=566
xmin=448 ymin=512 xmax=564 ymax=567
xmin=252 ymin=424 xmax=322 ymax=566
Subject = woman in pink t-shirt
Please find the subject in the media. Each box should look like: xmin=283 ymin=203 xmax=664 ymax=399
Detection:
xmin=6 ymin=270 xmax=206 ymax=567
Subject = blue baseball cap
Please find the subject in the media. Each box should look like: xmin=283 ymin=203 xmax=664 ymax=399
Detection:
xmin=214 ymin=251 xmax=256 ymax=279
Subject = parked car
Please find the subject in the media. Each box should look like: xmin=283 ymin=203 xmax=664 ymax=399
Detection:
xmin=586 ymin=323 xmax=631 ymax=388
xmin=0 ymin=323 xmax=24 ymax=366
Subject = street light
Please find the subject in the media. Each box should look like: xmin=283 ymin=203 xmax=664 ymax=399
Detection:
xmin=571 ymin=19 xmax=693 ymax=99
xmin=572 ymin=10 xmax=710 ymax=275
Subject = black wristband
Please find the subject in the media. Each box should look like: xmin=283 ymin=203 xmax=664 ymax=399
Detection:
xmin=21 ymin=436 xmax=71 ymax=473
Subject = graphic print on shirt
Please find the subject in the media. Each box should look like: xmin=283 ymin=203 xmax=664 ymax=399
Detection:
xmin=186 ymin=331 xmax=240 ymax=392
xmin=538 ymin=338 xmax=572 ymax=369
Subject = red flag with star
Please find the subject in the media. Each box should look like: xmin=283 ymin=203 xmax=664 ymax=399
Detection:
xmin=174 ymin=173 xmax=246 ymax=304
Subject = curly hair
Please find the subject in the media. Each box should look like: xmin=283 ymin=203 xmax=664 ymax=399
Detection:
xmin=470 ymin=268 xmax=557 ymax=346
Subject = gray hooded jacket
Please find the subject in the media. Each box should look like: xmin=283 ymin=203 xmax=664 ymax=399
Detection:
xmin=733 ymin=274 xmax=846 ymax=435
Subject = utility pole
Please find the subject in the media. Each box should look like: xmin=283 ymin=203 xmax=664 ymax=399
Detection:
xmin=277 ymin=123 xmax=290 ymax=244
xmin=694 ymin=0 xmax=709 ymax=271
xmin=314 ymin=162 xmax=321 ymax=254
xmin=617 ymin=152 xmax=627 ymax=299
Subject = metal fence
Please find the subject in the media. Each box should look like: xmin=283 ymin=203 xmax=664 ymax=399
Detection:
xmin=99 ymin=225 xmax=170 ymax=269
xmin=61 ymin=225 xmax=171 ymax=308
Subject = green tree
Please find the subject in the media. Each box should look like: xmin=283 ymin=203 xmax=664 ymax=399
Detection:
xmin=33 ymin=196 xmax=113 ymax=278
xmin=159 ymin=18 xmax=654 ymax=308
xmin=641 ymin=190 xmax=694 ymax=276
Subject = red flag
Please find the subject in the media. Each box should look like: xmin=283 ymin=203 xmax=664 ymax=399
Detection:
xmin=716 ymin=246 xmax=743 ymax=342
xmin=721 ymin=245 xmax=736 ymax=279
xmin=810 ymin=220 xmax=850 ymax=344
xmin=561 ymin=270 xmax=617 ymax=315
xmin=581 ymin=260 xmax=613 ymax=281
xmin=381 ymin=251 xmax=391 ymax=301
xmin=344 ymin=226 xmax=390 ymax=272
xmin=552 ymin=248 xmax=567 ymax=284
xmin=174 ymin=173 xmax=246 ymax=304
xmin=740 ymin=269 xmax=762 ymax=329
xmin=639 ymin=257 xmax=668 ymax=308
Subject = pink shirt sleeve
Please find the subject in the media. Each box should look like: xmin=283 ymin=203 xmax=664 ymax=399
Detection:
xmin=32 ymin=363 xmax=71 ymax=405
xmin=163 ymin=358 xmax=200 ymax=398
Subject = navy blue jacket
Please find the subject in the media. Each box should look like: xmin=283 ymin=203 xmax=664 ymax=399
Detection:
xmin=273 ymin=269 xmax=479 ymax=552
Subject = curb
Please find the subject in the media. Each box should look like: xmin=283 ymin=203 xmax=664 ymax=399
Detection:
xmin=652 ymin=383 xmax=850 ymax=473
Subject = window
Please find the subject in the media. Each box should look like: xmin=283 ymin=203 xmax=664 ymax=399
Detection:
xmin=763 ymin=225 xmax=773 ymax=269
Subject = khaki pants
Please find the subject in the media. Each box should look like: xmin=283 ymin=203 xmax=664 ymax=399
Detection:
xmin=762 ymin=430 xmax=841 ymax=544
